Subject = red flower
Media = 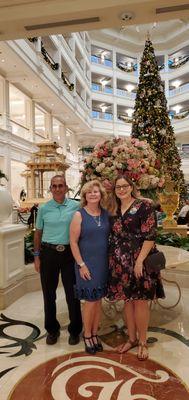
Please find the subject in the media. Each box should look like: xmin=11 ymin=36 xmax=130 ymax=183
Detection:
xmin=115 ymin=264 xmax=122 ymax=274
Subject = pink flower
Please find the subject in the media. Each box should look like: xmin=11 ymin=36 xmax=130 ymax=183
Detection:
xmin=81 ymin=137 xmax=165 ymax=192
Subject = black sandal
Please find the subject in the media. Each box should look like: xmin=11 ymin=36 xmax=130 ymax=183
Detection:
xmin=83 ymin=335 xmax=96 ymax=354
xmin=92 ymin=334 xmax=103 ymax=352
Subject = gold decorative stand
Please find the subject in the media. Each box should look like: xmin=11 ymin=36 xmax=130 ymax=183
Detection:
xmin=159 ymin=176 xmax=179 ymax=228
xmin=21 ymin=141 xmax=69 ymax=207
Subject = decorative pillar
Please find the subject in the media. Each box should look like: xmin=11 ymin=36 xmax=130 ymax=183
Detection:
xmin=59 ymin=124 xmax=67 ymax=155
xmin=70 ymin=132 xmax=78 ymax=158
xmin=45 ymin=113 xmax=53 ymax=140
xmin=2 ymin=143 xmax=11 ymax=193
xmin=0 ymin=78 xmax=11 ymax=131
xmin=25 ymin=99 xmax=35 ymax=142
xmin=30 ymin=168 xmax=35 ymax=199
xmin=164 ymin=54 xmax=169 ymax=72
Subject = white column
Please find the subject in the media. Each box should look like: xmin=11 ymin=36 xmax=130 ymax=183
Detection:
xmin=164 ymin=54 xmax=169 ymax=72
xmin=45 ymin=113 xmax=53 ymax=140
xmin=0 ymin=78 xmax=11 ymax=131
xmin=3 ymin=144 xmax=11 ymax=192
xmin=112 ymin=47 xmax=116 ymax=69
xmin=36 ymin=37 xmax=42 ymax=53
xmin=57 ymin=47 xmax=62 ymax=79
xmin=69 ymin=36 xmax=75 ymax=53
xmin=25 ymin=99 xmax=35 ymax=141
xmin=69 ymin=71 xmax=76 ymax=96
xmin=112 ymin=48 xmax=117 ymax=126
xmin=66 ymin=131 xmax=80 ymax=195
xmin=58 ymin=124 xmax=67 ymax=155
xmin=137 ymin=54 xmax=141 ymax=76
xmin=70 ymin=132 xmax=78 ymax=158
xmin=164 ymin=77 xmax=169 ymax=102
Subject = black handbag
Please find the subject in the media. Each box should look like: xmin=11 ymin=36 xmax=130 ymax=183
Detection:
xmin=144 ymin=250 xmax=166 ymax=274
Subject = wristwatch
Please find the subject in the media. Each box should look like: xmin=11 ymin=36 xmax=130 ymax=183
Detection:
xmin=78 ymin=261 xmax=85 ymax=268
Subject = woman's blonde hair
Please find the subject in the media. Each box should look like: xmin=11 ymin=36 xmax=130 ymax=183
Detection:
xmin=80 ymin=180 xmax=107 ymax=208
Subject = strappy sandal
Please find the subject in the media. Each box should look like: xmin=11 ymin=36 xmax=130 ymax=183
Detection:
xmin=117 ymin=338 xmax=138 ymax=354
xmin=92 ymin=334 xmax=103 ymax=352
xmin=137 ymin=342 xmax=149 ymax=361
xmin=83 ymin=335 xmax=96 ymax=354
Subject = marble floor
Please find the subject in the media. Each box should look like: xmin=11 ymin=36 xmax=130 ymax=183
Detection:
xmin=0 ymin=282 xmax=189 ymax=399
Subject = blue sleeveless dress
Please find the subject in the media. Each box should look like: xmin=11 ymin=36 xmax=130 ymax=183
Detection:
xmin=74 ymin=207 xmax=110 ymax=301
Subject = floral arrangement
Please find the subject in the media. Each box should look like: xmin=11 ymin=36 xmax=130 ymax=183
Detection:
xmin=81 ymin=138 xmax=165 ymax=192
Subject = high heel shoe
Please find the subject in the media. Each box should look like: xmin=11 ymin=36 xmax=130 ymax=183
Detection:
xmin=83 ymin=335 xmax=96 ymax=354
xmin=92 ymin=334 xmax=103 ymax=352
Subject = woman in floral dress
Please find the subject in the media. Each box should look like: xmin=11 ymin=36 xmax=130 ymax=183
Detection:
xmin=107 ymin=175 xmax=165 ymax=360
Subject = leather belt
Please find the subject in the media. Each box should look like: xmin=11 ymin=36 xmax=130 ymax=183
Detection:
xmin=42 ymin=242 xmax=69 ymax=252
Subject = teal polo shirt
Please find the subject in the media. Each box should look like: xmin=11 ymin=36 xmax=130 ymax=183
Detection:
xmin=36 ymin=198 xmax=80 ymax=245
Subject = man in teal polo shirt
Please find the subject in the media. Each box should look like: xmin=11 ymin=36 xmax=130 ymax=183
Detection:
xmin=34 ymin=175 xmax=82 ymax=345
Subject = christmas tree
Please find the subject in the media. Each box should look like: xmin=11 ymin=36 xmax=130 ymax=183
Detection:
xmin=131 ymin=37 xmax=186 ymax=197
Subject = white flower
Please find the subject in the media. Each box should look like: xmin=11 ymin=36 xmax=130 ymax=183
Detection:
xmin=96 ymin=163 xmax=105 ymax=172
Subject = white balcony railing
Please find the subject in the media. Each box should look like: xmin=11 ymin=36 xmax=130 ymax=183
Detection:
xmin=91 ymin=55 xmax=113 ymax=68
xmin=92 ymin=111 xmax=113 ymax=121
xmin=116 ymin=88 xmax=136 ymax=99
xmin=169 ymin=83 xmax=189 ymax=97
xmin=92 ymin=83 xmax=113 ymax=94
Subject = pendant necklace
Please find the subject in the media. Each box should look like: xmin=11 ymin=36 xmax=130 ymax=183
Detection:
xmin=85 ymin=206 xmax=101 ymax=227
xmin=92 ymin=215 xmax=101 ymax=227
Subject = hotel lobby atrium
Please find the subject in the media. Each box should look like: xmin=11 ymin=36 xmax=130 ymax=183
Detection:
xmin=1 ymin=1 xmax=189 ymax=399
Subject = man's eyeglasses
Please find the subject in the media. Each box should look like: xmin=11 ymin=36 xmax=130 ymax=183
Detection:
xmin=51 ymin=184 xmax=65 ymax=189
xmin=115 ymin=184 xmax=130 ymax=190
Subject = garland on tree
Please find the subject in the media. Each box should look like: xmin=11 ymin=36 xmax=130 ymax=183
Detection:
xmin=131 ymin=38 xmax=186 ymax=197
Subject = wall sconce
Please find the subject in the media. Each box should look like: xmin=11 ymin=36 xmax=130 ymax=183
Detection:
xmin=172 ymin=80 xmax=181 ymax=89
xmin=126 ymin=84 xmax=135 ymax=92
xmin=172 ymin=105 xmax=182 ymax=114
xmin=101 ymin=78 xmax=110 ymax=86
xmin=100 ymin=105 xmax=108 ymax=113
xmin=127 ymin=108 xmax=134 ymax=117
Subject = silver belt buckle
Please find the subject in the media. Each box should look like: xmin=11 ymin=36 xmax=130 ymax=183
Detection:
xmin=56 ymin=244 xmax=65 ymax=252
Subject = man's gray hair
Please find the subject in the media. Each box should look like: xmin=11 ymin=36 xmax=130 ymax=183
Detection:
xmin=50 ymin=175 xmax=66 ymax=185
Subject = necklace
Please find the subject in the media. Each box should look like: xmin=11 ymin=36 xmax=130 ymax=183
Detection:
xmin=121 ymin=199 xmax=135 ymax=216
xmin=84 ymin=206 xmax=101 ymax=227
xmin=92 ymin=215 xmax=101 ymax=227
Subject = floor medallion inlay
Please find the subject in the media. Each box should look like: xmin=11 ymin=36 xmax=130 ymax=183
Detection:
xmin=9 ymin=351 xmax=189 ymax=400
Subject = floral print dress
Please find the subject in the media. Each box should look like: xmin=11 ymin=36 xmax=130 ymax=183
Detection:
xmin=107 ymin=199 xmax=165 ymax=301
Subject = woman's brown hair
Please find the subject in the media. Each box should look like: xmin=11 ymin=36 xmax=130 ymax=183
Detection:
xmin=109 ymin=174 xmax=138 ymax=215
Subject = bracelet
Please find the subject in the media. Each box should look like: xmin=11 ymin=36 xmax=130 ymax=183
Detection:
xmin=34 ymin=251 xmax=40 ymax=257
xmin=78 ymin=261 xmax=85 ymax=268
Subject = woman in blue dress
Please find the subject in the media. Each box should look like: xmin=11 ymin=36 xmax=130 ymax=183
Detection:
xmin=70 ymin=180 xmax=110 ymax=354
